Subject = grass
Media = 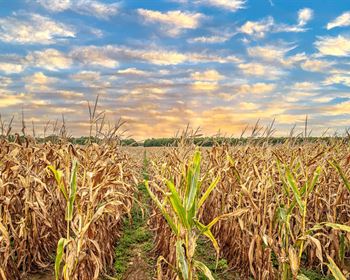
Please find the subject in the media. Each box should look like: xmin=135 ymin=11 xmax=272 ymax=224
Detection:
xmin=195 ymin=236 xmax=239 ymax=280
xmin=114 ymin=180 xmax=155 ymax=279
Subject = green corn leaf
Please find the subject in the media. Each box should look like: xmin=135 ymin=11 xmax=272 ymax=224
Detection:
xmin=339 ymin=233 xmax=345 ymax=265
xmin=55 ymin=237 xmax=67 ymax=280
xmin=47 ymin=165 xmax=68 ymax=200
xmin=285 ymin=168 xmax=305 ymax=212
xmin=186 ymin=151 xmax=201 ymax=211
xmin=193 ymin=260 xmax=215 ymax=280
xmin=66 ymin=160 xmax=78 ymax=221
xmin=329 ymin=160 xmax=350 ymax=193
xmin=198 ymin=176 xmax=220 ymax=209
xmin=166 ymin=180 xmax=188 ymax=228
xmin=297 ymin=274 xmax=310 ymax=280
xmin=176 ymin=240 xmax=189 ymax=280
xmin=144 ymin=180 xmax=178 ymax=235
xmin=308 ymin=166 xmax=322 ymax=195
xmin=322 ymin=222 xmax=350 ymax=232
xmin=326 ymin=255 xmax=346 ymax=280
xmin=193 ymin=218 xmax=220 ymax=262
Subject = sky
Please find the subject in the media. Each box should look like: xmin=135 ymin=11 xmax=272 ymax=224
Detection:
xmin=0 ymin=0 xmax=350 ymax=139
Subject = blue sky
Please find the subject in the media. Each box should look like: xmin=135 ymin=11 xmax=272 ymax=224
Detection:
xmin=0 ymin=0 xmax=350 ymax=139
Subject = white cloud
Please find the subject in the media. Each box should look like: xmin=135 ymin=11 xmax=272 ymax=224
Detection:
xmin=292 ymin=82 xmax=319 ymax=91
xmin=237 ymin=83 xmax=276 ymax=95
xmin=26 ymin=49 xmax=72 ymax=71
xmin=239 ymin=9 xmax=312 ymax=38
xmin=301 ymin=59 xmax=333 ymax=72
xmin=327 ymin=11 xmax=350 ymax=30
xmin=0 ymin=54 xmax=27 ymax=73
xmin=0 ymin=13 xmax=75 ymax=44
xmin=315 ymin=35 xmax=350 ymax=56
xmin=191 ymin=70 xmax=224 ymax=91
xmin=297 ymin=8 xmax=313 ymax=26
xmin=238 ymin=16 xmax=274 ymax=38
xmin=70 ymin=46 xmax=119 ymax=68
xmin=238 ymin=63 xmax=285 ymax=79
xmin=37 ymin=0 xmax=119 ymax=20
xmin=37 ymin=0 xmax=70 ymax=11
xmin=247 ymin=44 xmax=304 ymax=67
xmin=24 ymin=72 xmax=57 ymax=92
xmin=188 ymin=35 xmax=230 ymax=44
xmin=117 ymin=68 xmax=149 ymax=76
xmin=137 ymin=9 xmax=204 ymax=36
xmin=0 ymin=62 xmax=24 ymax=74
xmin=198 ymin=0 xmax=245 ymax=11
xmin=191 ymin=70 xmax=224 ymax=81
xmin=324 ymin=74 xmax=350 ymax=87
xmin=0 ymin=92 xmax=26 ymax=107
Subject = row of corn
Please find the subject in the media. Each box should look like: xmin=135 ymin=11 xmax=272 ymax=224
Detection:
xmin=146 ymin=141 xmax=350 ymax=279
xmin=0 ymin=139 xmax=136 ymax=279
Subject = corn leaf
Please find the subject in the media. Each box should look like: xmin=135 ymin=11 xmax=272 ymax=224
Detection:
xmin=297 ymin=274 xmax=310 ymax=280
xmin=66 ymin=160 xmax=78 ymax=221
xmin=326 ymin=255 xmax=346 ymax=280
xmin=329 ymin=160 xmax=350 ymax=193
xmin=186 ymin=150 xmax=201 ymax=212
xmin=198 ymin=176 xmax=220 ymax=209
xmin=193 ymin=260 xmax=215 ymax=280
xmin=166 ymin=180 xmax=188 ymax=228
xmin=176 ymin=240 xmax=189 ymax=280
xmin=286 ymin=168 xmax=305 ymax=212
xmin=144 ymin=180 xmax=178 ymax=235
xmin=55 ymin=237 xmax=67 ymax=280
xmin=47 ymin=165 xmax=68 ymax=200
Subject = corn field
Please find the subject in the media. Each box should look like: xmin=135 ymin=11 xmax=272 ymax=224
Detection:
xmin=0 ymin=139 xmax=136 ymax=279
xmin=1 ymin=135 xmax=350 ymax=279
xmin=147 ymin=139 xmax=350 ymax=279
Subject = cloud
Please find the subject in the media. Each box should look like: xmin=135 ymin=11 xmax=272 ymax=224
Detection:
xmin=0 ymin=92 xmax=26 ymax=108
xmin=71 ymin=71 xmax=101 ymax=82
xmin=327 ymin=11 xmax=350 ymax=30
xmin=0 ymin=77 xmax=12 ymax=88
xmin=24 ymin=72 xmax=57 ymax=92
xmin=198 ymin=0 xmax=245 ymax=11
xmin=239 ymin=9 xmax=313 ymax=38
xmin=191 ymin=69 xmax=224 ymax=81
xmin=247 ymin=44 xmax=305 ymax=67
xmin=323 ymin=74 xmax=350 ymax=87
xmin=70 ymin=46 xmax=119 ymax=68
xmin=69 ymin=45 xmax=241 ymax=66
xmin=137 ymin=9 xmax=204 ymax=36
xmin=248 ymin=44 xmax=294 ymax=60
xmin=70 ymin=71 xmax=111 ymax=90
xmin=292 ymin=82 xmax=319 ymax=91
xmin=37 ymin=0 xmax=71 ymax=11
xmin=188 ymin=35 xmax=230 ymax=44
xmin=191 ymin=70 xmax=224 ymax=91
xmin=237 ymin=83 xmax=276 ymax=95
xmin=297 ymin=8 xmax=313 ymax=26
xmin=0 ymin=62 xmax=24 ymax=74
xmin=37 ymin=0 xmax=119 ymax=19
xmin=238 ymin=63 xmax=285 ymax=79
xmin=117 ymin=68 xmax=150 ymax=76
xmin=0 ymin=54 xmax=27 ymax=73
xmin=315 ymin=35 xmax=350 ymax=56
xmin=0 ymin=13 xmax=75 ymax=44
xmin=238 ymin=16 xmax=274 ymax=38
xmin=26 ymin=49 xmax=72 ymax=71
xmin=323 ymin=101 xmax=350 ymax=116
xmin=301 ymin=59 xmax=333 ymax=72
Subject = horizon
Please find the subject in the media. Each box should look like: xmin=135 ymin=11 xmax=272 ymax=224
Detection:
xmin=1 ymin=0 xmax=350 ymax=139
